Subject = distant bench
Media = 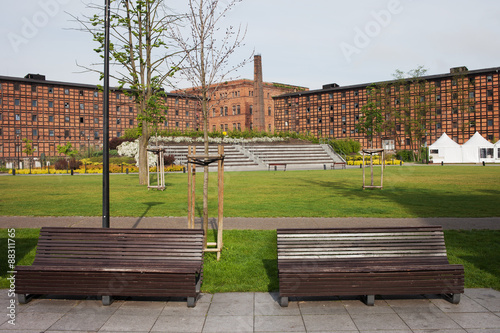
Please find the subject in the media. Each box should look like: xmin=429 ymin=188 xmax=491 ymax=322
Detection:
xmin=268 ymin=163 xmax=287 ymax=171
xmin=277 ymin=226 xmax=464 ymax=306
xmin=15 ymin=227 xmax=204 ymax=307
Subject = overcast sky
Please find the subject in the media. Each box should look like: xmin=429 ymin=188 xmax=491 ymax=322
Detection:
xmin=1 ymin=0 xmax=500 ymax=91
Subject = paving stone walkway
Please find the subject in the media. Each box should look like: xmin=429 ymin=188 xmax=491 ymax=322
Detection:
xmin=1 ymin=289 xmax=499 ymax=332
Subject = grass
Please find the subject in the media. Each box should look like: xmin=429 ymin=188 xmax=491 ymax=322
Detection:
xmin=1 ymin=165 xmax=500 ymax=218
xmin=1 ymin=229 xmax=499 ymax=292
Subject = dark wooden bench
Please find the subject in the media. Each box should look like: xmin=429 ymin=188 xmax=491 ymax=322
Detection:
xmin=268 ymin=163 xmax=287 ymax=171
xmin=15 ymin=227 xmax=204 ymax=307
xmin=277 ymin=226 xmax=464 ymax=306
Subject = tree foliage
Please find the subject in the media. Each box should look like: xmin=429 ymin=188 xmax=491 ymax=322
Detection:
xmin=73 ymin=0 xmax=182 ymax=184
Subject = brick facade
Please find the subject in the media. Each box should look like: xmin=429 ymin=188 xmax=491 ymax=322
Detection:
xmin=0 ymin=75 xmax=198 ymax=162
xmin=274 ymin=66 xmax=500 ymax=150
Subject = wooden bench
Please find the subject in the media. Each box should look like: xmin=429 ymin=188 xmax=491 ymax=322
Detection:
xmin=277 ymin=226 xmax=464 ymax=306
xmin=268 ymin=163 xmax=287 ymax=171
xmin=15 ymin=227 xmax=204 ymax=307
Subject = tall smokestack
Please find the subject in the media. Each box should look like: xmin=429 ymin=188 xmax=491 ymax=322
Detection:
xmin=253 ymin=54 xmax=265 ymax=131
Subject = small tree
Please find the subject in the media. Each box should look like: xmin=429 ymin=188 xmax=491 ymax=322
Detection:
xmin=57 ymin=142 xmax=78 ymax=158
xmin=169 ymin=0 xmax=251 ymax=233
xmin=22 ymin=138 xmax=34 ymax=173
xmin=73 ymin=0 xmax=183 ymax=185
xmin=356 ymin=85 xmax=384 ymax=148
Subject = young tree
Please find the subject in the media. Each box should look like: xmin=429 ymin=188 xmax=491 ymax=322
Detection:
xmin=169 ymin=0 xmax=252 ymax=234
xmin=73 ymin=0 xmax=183 ymax=185
xmin=393 ymin=66 xmax=436 ymax=161
xmin=22 ymin=138 xmax=34 ymax=173
xmin=356 ymin=84 xmax=384 ymax=148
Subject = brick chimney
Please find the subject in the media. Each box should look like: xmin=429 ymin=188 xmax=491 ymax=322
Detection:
xmin=253 ymin=55 xmax=265 ymax=131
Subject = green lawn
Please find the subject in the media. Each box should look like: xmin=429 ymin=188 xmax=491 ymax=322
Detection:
xmin=1 ymin=165 xmax=500 ymax=218
xmin=1 ymin=229 xmax=499 ymax=292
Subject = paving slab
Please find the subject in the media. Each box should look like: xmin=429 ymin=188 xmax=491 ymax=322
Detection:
xmin=1 ymin=290 xmax=499 ymax=332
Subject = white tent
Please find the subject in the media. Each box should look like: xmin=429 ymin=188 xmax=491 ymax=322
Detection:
xmin=429 ymin=133 xmax=462 ymax=164
xmin=461 ymin=132 xmax=495 ymax=163
xmin=495 ymin=140 xmax=500 ymax=163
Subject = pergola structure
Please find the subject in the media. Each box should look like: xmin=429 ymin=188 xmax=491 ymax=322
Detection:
xmin=362 ymin=148 xmax=384 ymax=190
xmin=187 ymin=146 xmax=225 ymax=260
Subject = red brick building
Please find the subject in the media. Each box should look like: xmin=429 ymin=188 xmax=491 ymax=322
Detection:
xmin=274 ymin=66 xmax=500 ymax=150
xmin=173 ymin=55 xmax=308 ymax=133
xmin=0 ymin=74 xmax=198 ymax=164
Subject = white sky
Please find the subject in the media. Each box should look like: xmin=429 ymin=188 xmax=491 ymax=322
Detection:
xmin=1 ymin=0 xmax=500 ymax=91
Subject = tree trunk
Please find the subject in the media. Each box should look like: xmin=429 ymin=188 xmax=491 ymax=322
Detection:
xmin=138 ymin=134 xmax=149 ymax=185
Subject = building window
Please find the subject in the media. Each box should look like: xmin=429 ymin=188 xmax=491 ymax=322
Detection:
xmin=80 ymin=117 xmax=84 ymax=123
xmin=0 ymin=129 xmax=2 ymax=136
xmin=318 ymin=118 xmax=322 ymax=123
xmin=354 ymin=103 xmax=359 ymax=108
xmin=64 ymin=130 xmax=70 ymax=138
xmin=117 ymin=132 xmax=121 ymax=137
xmin=64 ymin=102 xmax=70 ymax=109
xmin=64 ymin=88 xmax=69 ymax=95
xmin=487 ymin=90 xmax=493 ymax=97
xmin=186 ymin=122 xmax=190 ymax=128
xmin=48 ymin=87 xmax=53 ymax=93
xmin=49 ymin=130 xmax=54 ymax=137
xmin=94 ymin=104 xmax=98 ymax=110
xmin=186 ymin=111 xmax=189 ymax=117
xmin=116 ymin=93 xmax=120 ymax=99
xmin=237 ymin=123 xmax=241 ymax=130
xmin=116 ymin=119 xmax=121 ymax=125
xmin=469 ymin=91 xmax=475 ymax=98
xmin=249 ymin=105 xmax=253 ymax=115
xmin=94 ymin=118 xmax=99 ymax=124
xmin=129 ymin=119 xmax=133 ymax=125
xmin=80 ymin=103 xmax=85 ymax=110
xmin=436 ymin=108 xmax=442 ymax=115
xmin=116 ymin=106 xmax=120 ymax=112
xmin=436 ymin=122 xmax=441 ymax=129
xmin=65 ymin=116 xmax=70 ymax=122
xmin=306 ymin=118 xmax=310 ymax=125
xmin=94 ymin=131 xmax=99 ymax=139
xmin=32 ymin=100 xmax=37 ymax=107
xmin=341 ymin=104 xmax=346 ymax=109
xmin=93 ymin=91 xmax=98 ymax=97
xmin=32 ymin=115 xmax=37 ymax=122
xmin=49 ymin=115 xmax=54 ymax=122
xmin=354 ymin=90 xmax=359 ymax=96
xmin=32 ymin=129 xmax=38 ymax=136
xmin=15 ymin=99 xmax=20 ymax=106
xmin=487 ymin=119 xmax=493 ymax=126
xmin=224 ymin=107 xmax=228 ymax=116
xmin=487 ymin=104 xmax=493 ymax=111
xmin=452 ymin=107 xmax=458 ymax=114
xmin=436 ymin=95 xmax=441 ymax=101
xmin=268 ymin=107 xmax=271 ymax=116
xmin=175 ymin=122 xmax=179 ymax=127
xmin=487 ymin=75 xmax=493 ymax=82
xmin=49 ymin=101 xmax=54 ymax=108
xmin=14 ymin=83 xmax=20 ymax=91
xmin=15 ymin=114 xmax=21 ymax=121
xmin=129 ymin=107 xmax=133 ymax=113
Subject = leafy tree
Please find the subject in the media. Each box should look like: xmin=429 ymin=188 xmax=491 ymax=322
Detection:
xmin=356 ymin=85 xmax=384 ymax=148
xmin=73 ymin=0 xmax=182 ymax=185
xmin=57 ymin=142 xmax=78 ymax=158
xmin=22 ymin=138 xmax=34 ymax=172
xmin=169 ymin=0 xmax=251 ymax=233
xmin=392 ymin=66 xmax=436 ymax=161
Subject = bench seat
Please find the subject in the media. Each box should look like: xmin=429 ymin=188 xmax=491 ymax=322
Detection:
xmin=278 ymin=226 xmax=464 ymax=306
xmin=15 ymin=227 xmax=204 ymax=307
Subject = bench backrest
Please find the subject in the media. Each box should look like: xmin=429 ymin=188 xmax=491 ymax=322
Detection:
xmin=278 ymin=226 xmax=449 ymax=263
xmin=33 ymin=227 xmax=204 ymax=266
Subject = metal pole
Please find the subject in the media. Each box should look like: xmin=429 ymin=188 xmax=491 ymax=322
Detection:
xmin=102 ymin=0 xmax=111 ymax=228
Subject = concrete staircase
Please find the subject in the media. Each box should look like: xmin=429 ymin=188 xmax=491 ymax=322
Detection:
xmin=162 ymin=143 xmax=345 ymax=170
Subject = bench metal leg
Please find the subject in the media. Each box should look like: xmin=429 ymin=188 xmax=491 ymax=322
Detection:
xmin=17 ymin=294 xmax=28 ymax=304
xmin=102 ymin=296 xmax=113 ymax=306
xmin=362 ymin=295 xmax=375 ymax=306
xmin=444 ymin=293 xmax=461 ymax=304
xmin=187 ymin=296 xmax=196 ymax=308
xmin=280 ymin=296 xmax=289 ymax=307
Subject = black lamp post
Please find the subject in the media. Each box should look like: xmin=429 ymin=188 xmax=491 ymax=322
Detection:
xmin=102 ymin=0 xmax=111 ymax=228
